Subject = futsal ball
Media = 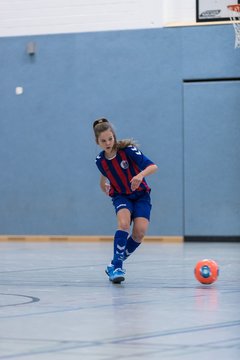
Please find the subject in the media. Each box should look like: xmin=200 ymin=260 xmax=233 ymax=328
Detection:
xmin=194 ymin=259 xmax=219 ymax=284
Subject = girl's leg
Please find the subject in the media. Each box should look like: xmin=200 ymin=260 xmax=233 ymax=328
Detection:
xmin=106 ymin=208 xmax=131 ymax=283
xmin=112 ymin=208 xmax=131 ymax=269
xmin=124 ymin=217 xmax=149 ymax=260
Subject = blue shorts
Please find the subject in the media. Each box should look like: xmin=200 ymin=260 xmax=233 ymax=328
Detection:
xmin=112 ymin=191 xmax=152 ymax=221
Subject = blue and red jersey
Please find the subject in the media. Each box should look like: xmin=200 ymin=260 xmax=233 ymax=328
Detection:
xmin=95 ymin=145 xmax=155 ymax=197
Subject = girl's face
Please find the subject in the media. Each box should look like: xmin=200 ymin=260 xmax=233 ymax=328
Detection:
xmin=97 ymin=129 xmax=115 ymax=156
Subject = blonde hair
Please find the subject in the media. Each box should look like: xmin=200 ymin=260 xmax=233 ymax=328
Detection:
xmin=93 ymin=118 xmax=138 ymax=150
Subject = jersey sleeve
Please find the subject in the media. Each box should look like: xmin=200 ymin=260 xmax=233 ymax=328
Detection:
xmin=125 ymin=146 xmax=155 ymax=170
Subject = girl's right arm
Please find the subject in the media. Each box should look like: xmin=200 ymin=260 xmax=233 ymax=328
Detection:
xmin=100 ymin=175 xmax=110 ymax=195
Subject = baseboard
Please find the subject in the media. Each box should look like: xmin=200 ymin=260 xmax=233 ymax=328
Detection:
xmin=0 ymin=235 xmax=183 ymax=243
xmin=2 ymin=235 xmax=238 ymax=243
xmin=184 ymin=236 xmax=240 ymax=242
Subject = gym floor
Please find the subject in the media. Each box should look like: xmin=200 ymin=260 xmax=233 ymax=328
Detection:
xmin=0 ymin=241 xmax=239 ymax=359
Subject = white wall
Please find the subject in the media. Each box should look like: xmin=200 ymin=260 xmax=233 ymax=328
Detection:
xmin=0 ymin=0 xmax=199 ymax=37
xmin=0 ymin=0 xmax=165 ymax=37
xmin=0 ymin=0 xmax=203 ymax=37
xmin=162 ymin=0 xmax=196 ymax=25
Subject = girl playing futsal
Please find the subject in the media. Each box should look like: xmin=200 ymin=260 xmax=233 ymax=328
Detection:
xmin=93 ymin=118 xmax=158 ymax=284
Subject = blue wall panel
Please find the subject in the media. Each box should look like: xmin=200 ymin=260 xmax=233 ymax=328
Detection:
xmin=0 ymin=25 xmax=239 ymax=236
xmin=0 ymin=29 xmax=183 ymax=235
xmin=183 ymin=81 xmax=240 ymax=236
xmin=181 ymin=25 xmax=240 ymax=79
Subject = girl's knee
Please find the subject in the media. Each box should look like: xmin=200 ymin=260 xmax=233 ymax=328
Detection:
xmin=117 ymin=210 xmax=131 ymax=232
xmin=117 ymin=218 xmax=130 ymax=232
xmin=132 ymin=229 xmax=146 ymax=243
xmin=132 ymin=219 xmax=149 ymax=242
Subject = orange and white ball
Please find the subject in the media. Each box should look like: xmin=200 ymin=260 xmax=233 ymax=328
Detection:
xmin=194 ymin=259 xmax=219 ymax=284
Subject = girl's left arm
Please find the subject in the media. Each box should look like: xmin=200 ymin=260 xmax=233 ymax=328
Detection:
xmin=140 ymin=164 xmax=158 ymax=177
xmin=130 ymin=164 xmax=158 ymax=191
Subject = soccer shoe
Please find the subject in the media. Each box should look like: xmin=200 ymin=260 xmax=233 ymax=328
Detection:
xmin=105 ymin=264 xmax=114 ymax=279
xmin=109 ymin=268 xmax=126 ymax=284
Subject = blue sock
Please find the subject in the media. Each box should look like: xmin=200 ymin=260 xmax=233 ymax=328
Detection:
xmin=124 ymin=236 xmax=141 ymax=260
xmin=112 ymin=230 xmax=128 ymax=269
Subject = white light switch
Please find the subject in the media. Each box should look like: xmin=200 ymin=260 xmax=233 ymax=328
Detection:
xmin=15 ymin=87 xmax=24 ymax=95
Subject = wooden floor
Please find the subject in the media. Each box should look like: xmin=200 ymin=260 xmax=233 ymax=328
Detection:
xmin=0 ymin=241 xmax=239 ymax=360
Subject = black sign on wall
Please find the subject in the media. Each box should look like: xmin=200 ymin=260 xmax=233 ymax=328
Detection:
xmin=196 ymin=0 xmax=240 ymax=21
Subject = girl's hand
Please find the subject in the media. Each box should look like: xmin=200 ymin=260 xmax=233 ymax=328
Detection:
xmin=105 ymin=182 xmax=111 ymax=195
xmin=130 ymin=173 xmax=143 ymax=191
xmin=100 ymin=175 xmax=110 ymax=195
xmin=130 ymin=164 xmax=158 ymax=191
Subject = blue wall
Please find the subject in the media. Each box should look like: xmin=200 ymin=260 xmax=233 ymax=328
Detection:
xmin=183 ymin=80 xmax=240 ymax=236
xmin=0 ymin=25 xmax=239 ymax=236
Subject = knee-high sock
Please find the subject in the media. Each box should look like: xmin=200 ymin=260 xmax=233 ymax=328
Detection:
xmin=124 ymin=236 xmax=141 ymax=260
xmin=112 ymin=230 xmax=128 ymax=269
